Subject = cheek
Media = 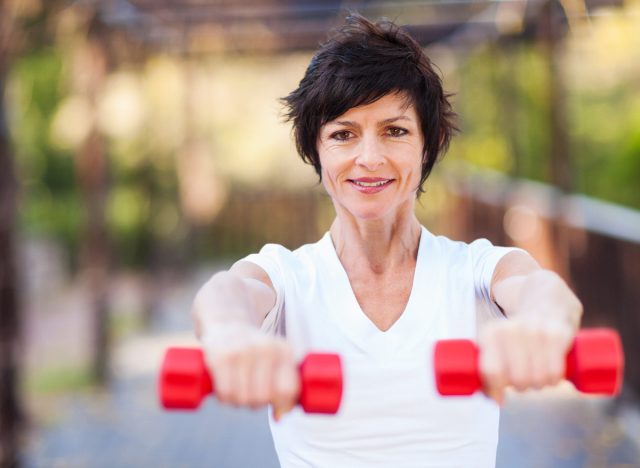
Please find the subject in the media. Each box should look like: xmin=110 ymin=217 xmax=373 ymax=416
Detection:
xmin=399 ymin=148 xmax=423 ymax=178
xmin=414 ymin=159 xmax=424 ymax=178
xmin=412 ymin=160 xmax=424 ymax=184
xmin=319 ymin=163 xmax=337 ymax=195
xmin=319 ymin=150 xmax=347 ymax=180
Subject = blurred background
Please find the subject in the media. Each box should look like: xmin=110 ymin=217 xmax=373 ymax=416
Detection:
xmin=1 ymin=0 xmax=639 ymax=466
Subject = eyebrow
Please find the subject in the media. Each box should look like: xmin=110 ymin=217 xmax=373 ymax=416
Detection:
xmin=331 ymin=115 xmax=413 ymax=129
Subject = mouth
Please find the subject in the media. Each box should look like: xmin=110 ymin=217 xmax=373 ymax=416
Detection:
xmin=347 ymin=177 xmax=394 ymax=193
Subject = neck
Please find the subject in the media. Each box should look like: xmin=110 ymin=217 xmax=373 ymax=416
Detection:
xmin=329 ymin=207 xmax=421 ymax=274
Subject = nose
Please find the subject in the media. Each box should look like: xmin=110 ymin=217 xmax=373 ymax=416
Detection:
xmin=355 ymin=134 xmax=385 ymax=171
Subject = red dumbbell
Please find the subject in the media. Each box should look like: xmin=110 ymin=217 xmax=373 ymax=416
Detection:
xmin=434 ymin=328 xmax=624 ymax=396
xmin=159 ymin=347 xmax=343 ymax=414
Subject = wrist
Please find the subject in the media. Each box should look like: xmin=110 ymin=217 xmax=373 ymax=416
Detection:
xmin=517 ymin=271 xmax=582 ymax=329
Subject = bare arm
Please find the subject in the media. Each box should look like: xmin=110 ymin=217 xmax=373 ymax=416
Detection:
xmin=192 ymin=261 xmax=277 ymax=338
xmin=478 ymin=251 xmax=583 ymax=403
xmin=191 ymin=261 xmax=298 ymax=417
xmin=491 ymin=251 xmax=582 ymax=330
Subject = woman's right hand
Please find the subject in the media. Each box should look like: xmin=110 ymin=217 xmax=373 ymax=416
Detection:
xmin=191 ymin=264 xmax=294 ymax=417
xmin=200 ymin=323 xmax=300 ymax=420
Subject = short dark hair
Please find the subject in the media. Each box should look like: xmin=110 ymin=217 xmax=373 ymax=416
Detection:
xmin=281 ymin=13 xmax=458 ymax=193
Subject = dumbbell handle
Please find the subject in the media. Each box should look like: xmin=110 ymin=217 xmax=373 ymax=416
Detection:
xmin=159 ymin=347 xmax=343 ymax=414
xmin=434 ymin=328 xmax=624 ymax=396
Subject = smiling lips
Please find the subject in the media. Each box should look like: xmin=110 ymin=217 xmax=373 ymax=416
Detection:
xmin=348 ymin=177 xmax=394 ymax=194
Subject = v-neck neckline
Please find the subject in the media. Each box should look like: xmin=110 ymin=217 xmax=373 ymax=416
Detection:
xmin=321 ymin=226 xmax=427 ymax=339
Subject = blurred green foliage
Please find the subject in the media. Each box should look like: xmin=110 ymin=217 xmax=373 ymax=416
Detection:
xmin=10 ymin=48 xmax=86 ymax=266
xmin=26 ymin=365 xmax=95 ymax=395
xmin=452 ymin=44 xmax=551 ymax=181
xmin=450 ymin=8 xmax=640 ymax=208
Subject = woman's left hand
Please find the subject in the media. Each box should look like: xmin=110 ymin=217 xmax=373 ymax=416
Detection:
xmin=477 ymin=313 xmax=575 ymax=404
xmin=481 ymin=263 xmax=584 ymax=404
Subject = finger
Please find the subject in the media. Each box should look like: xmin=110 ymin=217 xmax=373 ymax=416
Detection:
xmin=479 ymin=333 xmax=508 ymax=404
xmin=528 ymin=324 xmax=571 ymax=388
xmin=542 ymin=335 xmax=568 ymax=387
xmin=209 ymin=354 xmax=234 ymax=404
xmin=271 ymin=354 xmax=299 ymax=419
xmin=248 ymin=347 xmax=274 ymax=409
xmin=527 ymin=330 xmax=550 ymax=389
xmin=273 ymin=363 xmax=298 ymax=411
xmin=230 ymin=351 xmax=252 ymax=406
xmin=525 ymin=330 xmax=552 ymax=389
xmin=504 ymin=327 xmax=534 ymax=391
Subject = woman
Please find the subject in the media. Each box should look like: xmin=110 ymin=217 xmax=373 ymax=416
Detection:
xmin=192 ymin=14 xmax=582 ymax=467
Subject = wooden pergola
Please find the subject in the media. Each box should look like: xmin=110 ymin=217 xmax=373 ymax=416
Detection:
xmin=86 ymin=0 xmax=623 ymax=53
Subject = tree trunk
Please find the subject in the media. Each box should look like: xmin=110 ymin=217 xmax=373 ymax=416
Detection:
xmin=539 ymin=0 xmax=572 ymax=279
xmin=75 ymin=24 xmax=111 ymax=385
xmin=0 ymin=63 xmax=24 ymax=468
xmin=77 ymin=127 xmax=110 ymax=384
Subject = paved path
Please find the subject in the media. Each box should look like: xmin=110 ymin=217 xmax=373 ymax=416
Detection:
xmin=21 ymin=271 xmax=640 ymax=467
xmin=24 ymin=375 xmax=279 ymax=468
xmin=22 ymin=367 xmax=640 ymax=467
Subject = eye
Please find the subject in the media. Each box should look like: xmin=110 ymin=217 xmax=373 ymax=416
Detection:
xmin=387 ymin=127 xmax=408 ymax=137
xmin=330 ymin=130 xmax=354 ymax=141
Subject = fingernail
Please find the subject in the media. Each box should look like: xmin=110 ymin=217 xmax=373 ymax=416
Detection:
xmin=272 ymin=407 xmax=282 ymax=422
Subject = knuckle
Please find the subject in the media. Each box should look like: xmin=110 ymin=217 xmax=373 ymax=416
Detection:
xmin=254 ymin=342 xmax=273 ymax=358
xmin=274 ymin=374 xmax=298 ymax=402
xmin=530 ymin=360 xmax=547 ymax=388
xmin=216 ymin=384 xmax=233 ymax=403
xmin=547 ymin=365 xmax=564 ymax=385
xmin=250 ymin=390 xmax=270 ymax=408
xmin=508 ymin=367 xmax=529 ymax=391
xmin=530 ymin=327 xmax=547 ymax=344
xmin=479 ymin=353 xmax=504 ymax=380
xmin=251 ymin=378 xmax=271 ymax=406
xmin=233 ymin=382 xmax=249 ymax=406
xmin=247 ymin=401 xmax=263 ymax=410
xmin=530 ymin=372 xmax=547 ymax=389
xmin=512 ymin=379 xmax=529 ymax=392
xmin=544 ymin=329 xmax=565 ymax=345
xmin=209 ymin=349 xmax=238 ymax=370
xmin=480 ymin=323 xmax=505 ymax=344
xmin=481 ymin=366 xmax=502 ymax=385
xmin=236 ymin=392 xmax=250 ymax=406
xmin=281 ymin=383 xmax=298 ymax=401
xmin=274 ymin=377 xmax=294 ymax=397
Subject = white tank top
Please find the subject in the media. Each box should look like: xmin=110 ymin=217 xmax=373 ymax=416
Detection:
xmin=243 ymin=226 xmax=518 ymax=467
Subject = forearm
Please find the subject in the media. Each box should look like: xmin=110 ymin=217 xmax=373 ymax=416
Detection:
xmin=190 ymin=268 xmax=297 ymax=415
xmin=492 ymin=269 xmax=583 ymax=331
xmin=192 ymin=270 xmax=273 ymax=339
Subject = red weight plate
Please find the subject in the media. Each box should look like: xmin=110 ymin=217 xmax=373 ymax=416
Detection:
xmin=299 ymin=353 xmax=343 ymax=414
xmin=434 ymin=340 xmax=481 ymax=396
xmin=567 ymin=329 xmax=624 ymax=395
xmin=159 ymin=347 xmax=214 ymax=409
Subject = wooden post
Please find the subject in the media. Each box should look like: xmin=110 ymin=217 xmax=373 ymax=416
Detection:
xmin=539 ymin=0 xmax=572 ymax=279
xmin=77 ymin=127 xmax=111 ymax=384
xmin=0 ymin=62 xmax=24 ymax=468
xmin=0 ymin=0 xmax=25 ymax=464
xmin=74 ymin=19 xmax=112 ymax=385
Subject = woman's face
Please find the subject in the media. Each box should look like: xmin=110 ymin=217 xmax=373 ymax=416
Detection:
xmin=317 ymin=92 xmax=424 ymax=222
